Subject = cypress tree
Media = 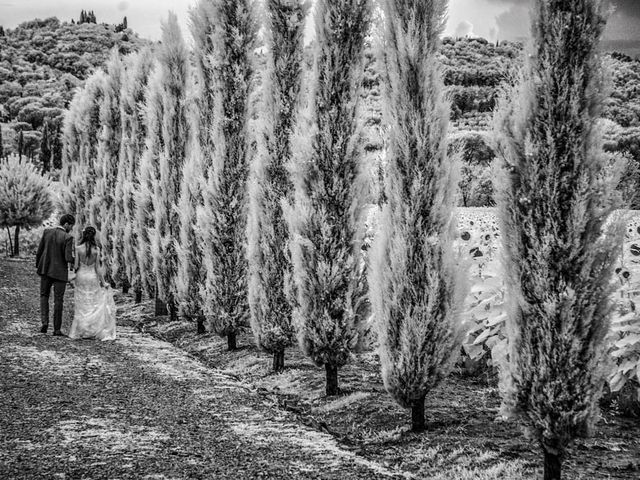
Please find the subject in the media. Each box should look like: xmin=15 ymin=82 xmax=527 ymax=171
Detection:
xmin=247 ymin=0 xmax=307 ymax=371
xmin=59 ymin=71 xmax=107 ymax=235
xmin=136 ymin=63 xmax=162 ymax=305
xmin=199 ymin=0 xmax=258 ymax=350
xmin=93 ymin=50 xmax=123 ymax=285
xmin=148 ymin=14 xmax=190 ymax=322
xmin=369 ymin=0 xmax=465 ymax=432
xmin=494 ymin=1 xmax=623 ymax=478
xmin=51 ymin=125 xmax=62 ymax=170
xmin=40 ymin=122 xmax=51 ymax=174
xmin=176 ymin=0 xmax=216 ymax=333
xmin=0 ymin=124 xmax=5 ymax=160
xmin=17 ymin=130 xmax=23 ymax=158
xmin=117 ymin=48 xmax=155 ymax=303
xmin=288 ymin=0 xmax=371 ymax=395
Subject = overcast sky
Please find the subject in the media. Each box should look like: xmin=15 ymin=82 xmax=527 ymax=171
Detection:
xmin=0 ymin=0 xmax=637 ymax=43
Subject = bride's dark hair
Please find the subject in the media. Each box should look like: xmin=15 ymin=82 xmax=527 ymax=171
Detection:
xmin=79 ymin=226 xmax=98 ymax=257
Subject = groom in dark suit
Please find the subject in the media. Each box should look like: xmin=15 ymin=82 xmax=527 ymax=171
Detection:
xmin=36 ymin=214 xmax=75 ymax=336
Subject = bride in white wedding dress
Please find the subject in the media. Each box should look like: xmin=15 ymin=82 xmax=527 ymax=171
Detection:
xmin=68 ymin=226 xmax=116 ymax=341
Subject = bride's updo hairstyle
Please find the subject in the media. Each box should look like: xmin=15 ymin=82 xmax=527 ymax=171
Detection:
xmin=79 ymin=226 xmax=98 ymax=257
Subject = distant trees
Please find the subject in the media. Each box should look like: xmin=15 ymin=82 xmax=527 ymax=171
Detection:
xmin=199 ymin=0 xmax=258 ymax=350
xmin=494 ymin=1 xmax=624 ymax=479
xmin=39 ymin=122 xmax=51 ymax=173
xmin=0 ymin=155 xmax=54 ymax=256
xmin=248 ymin=0 xmax=308 ymax=372
xmin=289 ymin=0 xmax=371 ymax=395
xmin=78 ymin=10 xmax=97 ymax=25
xmin=370 ymin=0 xmax=466 ymax=432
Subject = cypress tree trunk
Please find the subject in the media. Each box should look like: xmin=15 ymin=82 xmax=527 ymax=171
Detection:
xmin=197 ymin=316 xmax=206 ymax=334
xmin=543 ymin=450 xmax=561 ymax=480
xmin=227 ymin=332 xmax=237 ymax=351
xmin=411 ymin=395 xmax=426 ymax=432
xmin=273 ymin=349 xmax=285 ymax=373
xmin=135 ymin=289 xmax=142 ymax=304
xmin=169 ymin=301 xmax=178 ymax=322
xmin=325 ymin=364 xmax=339 ymax=396
xmin=6 ymin=227 xmax=14 ymax=257
xmin=122 ymin=279 xmax=130 ymax=294
xmin=155 ymin=295 xmax=168 ymax=316
xmin=13 ymin=225 xmax=20 ymax=257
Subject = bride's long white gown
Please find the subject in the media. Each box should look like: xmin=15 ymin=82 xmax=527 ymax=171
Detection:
xmin=69 ymin=248 xmax=116 ymax=341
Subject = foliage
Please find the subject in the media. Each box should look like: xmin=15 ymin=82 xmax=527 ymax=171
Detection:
xmin=198 ymin=0 xmax=258 ymax=347
xmin=288 ymin=0 xmax=371 ymax=395
xmin=0 ymin=155 xmax=54 ymax=255
xmin=370 ymin=0 xmax=466 ymax=431
xmin=494 ymin=0 xmax=624 ymax=476
xmin=149 ymin=14 xmax=190 ymax=319
xmin=247 ymin=0 xmax=308 ymax=370
xmin=0 ymin=16 xmax=147 ymax=164
xmin=176 ymin=0 xmax=216 ymax=326
xmin=93 ymin=51 xmax=123 ymax=283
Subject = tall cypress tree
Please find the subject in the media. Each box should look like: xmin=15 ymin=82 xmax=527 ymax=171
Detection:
xmin=288 ymin=0 xmax=371 ymax=395
xmin=495 ymin=1 xmax=623 ymax=478
xmin=93 ymin=50 xmax=123 ymax=284
xmin=17 ymin=131 xmax=23 ymax=158
xmin=149 ymin=14 xmax=190 ymax=321
xmin=369 ymin=0 xmax=465 ymax=432
xmin=176 ymin=0 xmax=216 ymax=333
xmin=39 ymin=122 xmax=51 ymax=174
xmin=199 ymin=0 xmax=258 ymax=350
xmin=59 ymin=71 xmax=107 ymax=235
xmin=247 ymin=0 xmax=307 ymax=371
xmin=0 ymin=124 xmax=4 ymax=160
xmin=51 ymin=125 xmax=62 ymax=170
xmin=116 ymin=48 xmax=154 ymax=303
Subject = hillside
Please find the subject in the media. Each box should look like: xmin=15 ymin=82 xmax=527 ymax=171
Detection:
xmin=0 ymin=16 xmax=149 ymax=167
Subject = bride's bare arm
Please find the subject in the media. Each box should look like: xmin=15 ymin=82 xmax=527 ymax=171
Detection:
xmin=95 ymin=250 xmax=106 ymax=286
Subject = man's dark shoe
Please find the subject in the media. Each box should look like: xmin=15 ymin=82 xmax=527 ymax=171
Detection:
xmin=40 ymin=325 xmax=48 ymax=334
xmin=52 ymin=330 xmax=65 ymax=337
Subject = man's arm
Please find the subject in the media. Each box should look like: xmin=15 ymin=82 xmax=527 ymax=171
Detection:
xmin=64 ymin=235 xmax=74 ymax=265
xmin=35 ymin=231 xmax=45 ymax=268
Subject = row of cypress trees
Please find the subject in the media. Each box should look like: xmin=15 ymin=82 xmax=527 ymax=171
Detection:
xmin=59 ymin=1 xmax=621 ymax=478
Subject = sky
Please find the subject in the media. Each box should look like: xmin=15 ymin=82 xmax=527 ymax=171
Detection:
xmin=0 ymin=0 xmax=638 ymax=44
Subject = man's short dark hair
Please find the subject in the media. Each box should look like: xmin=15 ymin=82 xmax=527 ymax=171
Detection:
xmin=59 ymin=214 xmax=76 ymax=226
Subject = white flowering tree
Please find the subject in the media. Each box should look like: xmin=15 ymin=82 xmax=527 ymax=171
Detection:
xmin=369 ymin=0 xmax=466 ymax=432
xmin=247 ymin=0 xmax=308 ymax=371
xmin=494 ymin=1 xmax=624 ymax=478
xmin=289 ymin=0 xmax=371 ymax=395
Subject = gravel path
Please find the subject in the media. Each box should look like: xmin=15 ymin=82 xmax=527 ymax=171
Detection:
xmin=0 ymin=258 xmax=408 ymax=480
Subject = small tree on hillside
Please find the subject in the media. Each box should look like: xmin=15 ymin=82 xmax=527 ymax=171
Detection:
xmin=0 ymin=155 xmax=54 ymax=256
xmin=149 ymin=14 xmax=190 ymax=322
xmin=369 ymin=0 xmax=466 ymax=432
xmin=199 ymin=0 xmax=258 ymax=350
xmin=93 ymin=50 xmax=123 ymax=285
xmin=115 ymin=48 xmax=155 ymax=303
xmin=247 ymin=0 xmax=308 ymax=372
xmin=176 ymin=0 xmax=217 ymax=334
xmin=494 ymin=1 xmax=623 ymax=478
xmin=288 ymin=0 xmax=371 ymax=395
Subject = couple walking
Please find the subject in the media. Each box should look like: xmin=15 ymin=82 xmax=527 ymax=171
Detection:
xmin=36 ymin=214 xmax=116 ymax=340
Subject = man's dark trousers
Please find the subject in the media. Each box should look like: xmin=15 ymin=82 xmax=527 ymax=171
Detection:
xmin=40 ymin=275 xmax=67 ymax=332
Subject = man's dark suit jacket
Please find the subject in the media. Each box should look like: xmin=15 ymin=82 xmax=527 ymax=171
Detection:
xmin=36 ymin=227 xmax=75 ymax=282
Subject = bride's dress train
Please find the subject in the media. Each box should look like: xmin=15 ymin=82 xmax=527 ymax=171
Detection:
xmin=69 ymin=262 xmax=116 ymax=341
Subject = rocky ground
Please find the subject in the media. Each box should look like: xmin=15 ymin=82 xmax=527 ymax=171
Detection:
xmin=2 ymin=256 xmax=639 ymax=479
